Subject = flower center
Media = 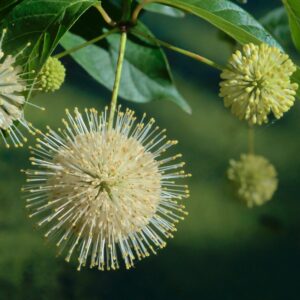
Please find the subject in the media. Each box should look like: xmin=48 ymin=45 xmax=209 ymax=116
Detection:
xmin=95 ymin=180 xmax=115 ymax=202
xmin=255 ymin=77 xmax=265 ymax=90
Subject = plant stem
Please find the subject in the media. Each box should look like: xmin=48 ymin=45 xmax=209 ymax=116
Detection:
xmin=94 ymin=2 xmax=116 ymax=26
xmin=54 ymin=28 xmax=118 ymax=59
xmin=248 ymin=125 xmax=255 ymax=154
xmin=132 ymin=0 xmax=155 ymax=23
xmin=108 ymin=32 xmax=127 ymax=130
xmin=131 ymin=29 xmax=224 ymax=71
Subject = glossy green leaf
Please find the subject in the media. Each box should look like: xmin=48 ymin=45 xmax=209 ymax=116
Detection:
xmin=0 ymin=0 xmax=97 ymax=75
xmin=60 ymin=24 xmax=191 ymax=113
xmin=283 ymin=0 xmax=300 ymax=52
xmin=260 ymin=7 xmax=292 ymax=49
xmin=151 ymin=0 xmax=281 ymax=48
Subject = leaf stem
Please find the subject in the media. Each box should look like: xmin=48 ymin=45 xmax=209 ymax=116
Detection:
xmin=131 ymin=29 xmax=224 ymax=71
xmin=108 ymin=32 xmax=127 ymax=130
xmin=132 ymin=0 xmax=155 ymax=23
xmin=94 ymin=2 xmax=117 ymax=26
xmin=248 ymin=125 xmax=255 ymax=154
xmin=54 ymin=28 xmax=118 ymax=59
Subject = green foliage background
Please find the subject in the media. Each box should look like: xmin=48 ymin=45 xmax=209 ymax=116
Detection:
xmin=1 ymin=0 xmax=300 ymax=299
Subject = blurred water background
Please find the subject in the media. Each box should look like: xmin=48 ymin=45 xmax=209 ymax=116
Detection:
xmin=1 ymin=0 xmax=300 ymax=299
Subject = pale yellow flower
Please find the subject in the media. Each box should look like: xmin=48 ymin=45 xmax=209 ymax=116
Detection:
xmin=227 ymin=154 xmax=278 ymax=207
xmin=220 ymin=43 xmax=298 ymax=125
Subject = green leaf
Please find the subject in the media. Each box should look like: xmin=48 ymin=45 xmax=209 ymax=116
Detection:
xmin=60 ymin=24 xmax=191 ymax=113
xmin=0 ymin=0 xmax=97 ymax=75
xmin=260 ymin=6 xmax=292 ymax=49
xmin=0 ymin=0 xmax=22 ymax=19
xmin=283 ymin=0 xmax=300 ymax=52
xmin=151 ymin=0 xmax=281 ymax=48
xmin=136 ymin=1 xmax=184 ymax=17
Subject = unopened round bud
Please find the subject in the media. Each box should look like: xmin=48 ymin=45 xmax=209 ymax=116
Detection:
xmin=227 ymin=154 xmax=278 ymax=207
xmin=39 ymin=57 xmax=66 ymax=93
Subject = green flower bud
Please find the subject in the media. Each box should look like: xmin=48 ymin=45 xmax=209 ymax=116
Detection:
xmin=227 ymin=154 xmax=278 ymax=207
xmin=39 ymin=57 xmax=66 ymax=93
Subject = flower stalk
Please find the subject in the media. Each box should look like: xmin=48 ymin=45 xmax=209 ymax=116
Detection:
xmin=94 ymin=2 xmax=117 ymax=26
xmin=108 ymin=31 xmax=127 ymax=130
xmin=248 ymin=126 xmax=255 ymax=154
xmin=132 ymin=0 xmax=155 ymax=23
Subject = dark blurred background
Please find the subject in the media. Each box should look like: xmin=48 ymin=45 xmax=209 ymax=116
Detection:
xmin=1 ymin=0 xmax=300 ymax=299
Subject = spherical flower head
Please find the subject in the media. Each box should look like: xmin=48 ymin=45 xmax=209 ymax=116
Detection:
xmin=0 ymin=28 xmax=35 ymax=148
xmin=220 ymin=43 xmax=298 ymax=125
xmin=227 ymin=154 xmax=278 ymax=207
xmin=23 ymin=106 xmax=190 ymax=271
xmin=39 ymin=57 xmax=66 ymax=93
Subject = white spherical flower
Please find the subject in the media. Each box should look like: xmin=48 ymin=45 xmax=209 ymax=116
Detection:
xmin=0 ymin=28 xmax=35 ymax=148
xmin=23 ymin=107 xmax=190 ymax=271
xmin=220 ymin=43 xmax=298 ymax=125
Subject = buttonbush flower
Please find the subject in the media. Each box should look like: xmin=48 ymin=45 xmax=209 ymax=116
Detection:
xmin=220 ymin=43 xmax=298 ymax=125
xmin=23 ymin=107 xmax=190 ymax=270
xmin=227 ymin=154 xmax=278 ymax=207
xmin=38 ymin=57 xmax=66 ymax=93
xmin=0 ymin=28 xmax=35 ymax=148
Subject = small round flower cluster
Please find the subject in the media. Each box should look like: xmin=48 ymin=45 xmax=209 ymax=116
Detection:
xmin=38 ymin=56 xmax=66 ymax=93
xmin=227 ymin=154 xmax=278 ymax=207
xmin=220 ymin=43 xmax=298 ymax=125
xmin=23 ymin=107 xmax=190 ymax=270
